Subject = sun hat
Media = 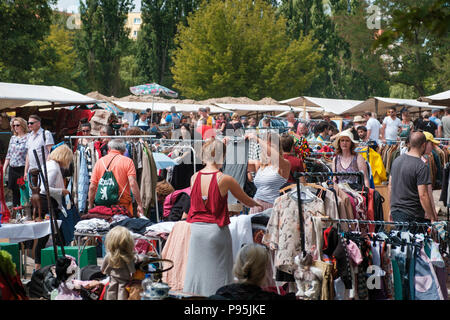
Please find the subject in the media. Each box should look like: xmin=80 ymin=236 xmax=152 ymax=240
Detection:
xmin=333 ymin=129 xmax=358 ymax=149
xmin=423 ymin=131 xmax=439 ymax=145
xmin=323 ymin=112 xmax=334 ymax=117
xmin=353 ymin=115 xmax=365 ymax=123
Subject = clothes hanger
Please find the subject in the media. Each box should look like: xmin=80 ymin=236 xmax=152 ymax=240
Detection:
xmin=280 ymin=184 xmax=296 ymax=194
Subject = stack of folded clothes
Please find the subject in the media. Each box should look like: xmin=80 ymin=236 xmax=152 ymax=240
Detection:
xmin=80 ymin=205 xmax=133 ymax=222
xmin=75 ymin=218 xmax=111 ymax=234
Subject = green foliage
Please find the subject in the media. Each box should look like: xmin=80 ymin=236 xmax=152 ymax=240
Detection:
xmin=0 ymin=0 xmax=56 ymax=83
xmin=136 ymin=0 xmax=201 ymax=88
xmin=28 ymin=23 xmax=84 ymax=91
xmin=373 ymin=0 xmax=450 ymax=96
xmin=171 ymin=0 xmax=322 ymax=100
xmin=75 ymin=0 xmax=134 ymax=96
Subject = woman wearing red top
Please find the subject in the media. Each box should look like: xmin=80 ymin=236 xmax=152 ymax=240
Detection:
xmin=184 ymin=138 xmax=262 ymax=296
xmin=281 ymin=134 xmax=305 ymax=184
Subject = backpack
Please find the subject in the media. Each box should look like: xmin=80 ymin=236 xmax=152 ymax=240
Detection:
xmin=94 ymin=155 xmax=128 ymax=206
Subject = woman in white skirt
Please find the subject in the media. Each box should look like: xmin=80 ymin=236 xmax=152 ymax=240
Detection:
xmin=183 ymin=138 xmax=262 ymax=296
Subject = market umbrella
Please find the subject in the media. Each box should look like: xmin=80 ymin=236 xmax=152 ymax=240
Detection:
xmin=129 ymin=83 xmax=178 ymax=124
xmin=152 ymin=152 xmax=179 ymax=170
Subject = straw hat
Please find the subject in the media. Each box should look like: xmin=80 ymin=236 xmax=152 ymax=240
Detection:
xmin=333 ymin=129 xmax=358 ymax=149
xmin=423 ymin=131 xmax=439 ymax=145
xmin=323 ymin=112 xmax=334 ymax=117
xmin=353 ymin=115 xmax=365 ymax=123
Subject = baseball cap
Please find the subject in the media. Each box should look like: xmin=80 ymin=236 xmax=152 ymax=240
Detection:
xmin=423 ymin=131 xmax=439 ymax=145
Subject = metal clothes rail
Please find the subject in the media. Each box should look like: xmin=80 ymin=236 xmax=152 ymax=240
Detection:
xmin=320 ymin=218 xmax=432 ymax=228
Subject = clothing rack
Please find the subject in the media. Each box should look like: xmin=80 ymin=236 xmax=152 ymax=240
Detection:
xmin=310 ymin=152 xmax=335 ymax=156
xmin=320 ymin=218 xmax=432 ymax=228
xmin=292 ymin=171 xmax=365 ymax=255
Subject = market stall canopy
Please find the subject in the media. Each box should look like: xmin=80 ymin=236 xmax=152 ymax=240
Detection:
xmin=418 ymin=90 xmax=450 ymax=107
xmin=215 ymin=103 xmax=298 ymax=113
xmin=344 ymin=97 xmax=447 ymax=116
xmin=112 ymin=100 xmax=229 ymax=114
xmin=214 ymin=103 xmax=322 ymax=116
xmin=0 ymin=82 xmax=100 ymax=110
xmin=279 ymin=96 xmax=364 ymax=115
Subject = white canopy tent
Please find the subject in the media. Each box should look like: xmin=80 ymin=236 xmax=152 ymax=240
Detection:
xmin=112 ymin=100 xmax=230 ymax=114
xmin=279 ymin=96 xmax=364 ymax=115
xmin=0 ymin=82 xmax=100 ymax=110
xmin=418 ymin=90 xmax=450 ymax=107
xmin=344 ymin=97 xmax=447 ymax=116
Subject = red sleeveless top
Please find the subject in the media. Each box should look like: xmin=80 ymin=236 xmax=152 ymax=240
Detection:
xmin=186 ymin=171 xmax=230 ymax=227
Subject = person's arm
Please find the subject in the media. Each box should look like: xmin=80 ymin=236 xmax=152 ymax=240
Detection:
xmin=24 ymin=154 xmax=29 ymax=181
xmin=418 ymin=184 xmax=437 ymax=221
xmin=224 ymin=175 xmax=262 ymax=209
xmin=380 ymin=122 xmax=386 ymax=142
xmin=88 ymin=182 xmax=97 ymax=210
xmin=129 ymin=175 xmax=144 ymax=217
xmin=437 ymin=125 xmax=442 ymax=138
xmin=356 ymin=154 xmax=370 ymax=188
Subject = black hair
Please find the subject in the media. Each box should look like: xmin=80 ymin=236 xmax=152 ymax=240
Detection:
xmin=281 ymin=134 xmax=294 ymax=153
xmin=314 ymin=121 xmax=329 ymax=134
xmin=357 ymin=126 xmax=367 ymax=132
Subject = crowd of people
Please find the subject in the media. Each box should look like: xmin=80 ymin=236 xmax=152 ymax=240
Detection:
xmin=2 ymin=104 xmax=449 ymax=300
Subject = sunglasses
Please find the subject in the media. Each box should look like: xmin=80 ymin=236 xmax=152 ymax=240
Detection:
xmin=12 ymin=124 xmax=21 ymax=127
xmin=82 ymin=130 xmax=91 ymax=133
xmin=28 ymin=122 xmax=36 ymax=125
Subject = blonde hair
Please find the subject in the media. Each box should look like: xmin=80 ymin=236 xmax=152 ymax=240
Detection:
xmin=47 ymin=144 xmax=74 ymax=168
xmin=233 ymin=244 xmax=269 ymax=286
xmin=202 ymin=138 xmax=226 ymax=164
xmin=105 ymin=226 xmax=135 ymax=268
xmin=231 ymin=113 xmax=239 ymax=121
xmin=259 ymin=132 xmax=281 ymax=167
xmin=10 ymin=117 xmax=28 ymax=135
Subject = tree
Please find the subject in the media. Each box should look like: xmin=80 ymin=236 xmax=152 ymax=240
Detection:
xmin=0 ymin=0 xmax=56 ymax=83
xmin=374 ymin=0 xmax=450 ymax=96
xmin=28 ymin=16 xmax=85 ymax=92
xmin=136 ymin=0 xmax=200 ymax=88
xmin=75 ymin=0 xmax=134 ymax=96
xmin=171 ymin=0 xmax=322 ymax=100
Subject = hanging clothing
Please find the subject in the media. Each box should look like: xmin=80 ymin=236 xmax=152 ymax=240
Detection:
xmin=262 ymin=192 xmax=325 ymax=274
xmin=360 ymin=147 xmax=387 ymax=185
xmin=140 ymin=143 xmax=158 ymax=212
xmin=161 ymin=221 xmax=191 ymax=292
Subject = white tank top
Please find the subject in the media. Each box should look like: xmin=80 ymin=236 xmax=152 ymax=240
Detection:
xmin=253 ymin=166 xmax=287 ymax=204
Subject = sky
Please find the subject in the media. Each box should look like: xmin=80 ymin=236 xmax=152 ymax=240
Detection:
xmin=54 ymin=0 xmax=142 ymax=13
